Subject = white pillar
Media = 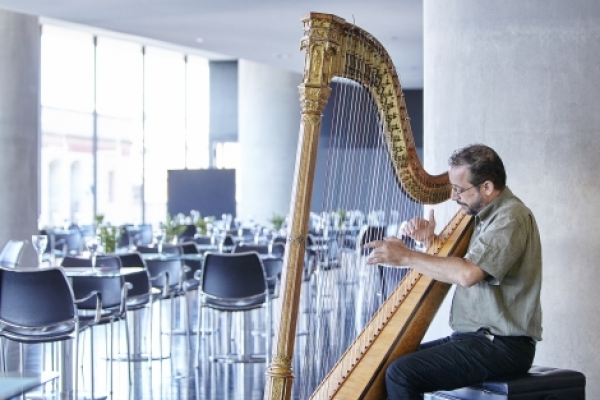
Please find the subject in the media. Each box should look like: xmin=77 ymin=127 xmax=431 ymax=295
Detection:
xmin=424 ymin=0 xmax=600 ymax=396
xmin=0 ymin=9 xmax=40 ymax=267
xmin=237 ymin=59 xmax=300 ymax=225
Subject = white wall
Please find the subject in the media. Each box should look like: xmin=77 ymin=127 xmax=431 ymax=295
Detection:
xmin=237 ymin=59 xmax=301 ymax=226
xmin=424 ymin=0 xmax=600 ymax=396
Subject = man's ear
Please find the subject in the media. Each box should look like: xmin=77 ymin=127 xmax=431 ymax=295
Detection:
xmin=481 ymin=180 xmax=495 ymax=196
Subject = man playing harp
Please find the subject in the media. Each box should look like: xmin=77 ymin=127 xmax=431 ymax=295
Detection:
xmin=366 ymin=144 xmax=543 ymax=399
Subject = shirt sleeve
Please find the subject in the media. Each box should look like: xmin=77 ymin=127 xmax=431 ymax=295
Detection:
xmin=464 ymin=214 xmax=529 ymax=284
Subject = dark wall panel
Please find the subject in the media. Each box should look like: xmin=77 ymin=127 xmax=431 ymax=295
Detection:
xmin=167 ymin=169 xmax=236 ymax=218
xmin=209 ymin=61 xmax=238 ymax=142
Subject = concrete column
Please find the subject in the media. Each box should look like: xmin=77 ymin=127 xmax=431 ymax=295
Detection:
xmin=423 ymin=0 xmax=600 ymax=396
xmin=0 ymin=9 xmax=40 ymax=267
xmin=237 ymin=59 xmax=300 ymax=225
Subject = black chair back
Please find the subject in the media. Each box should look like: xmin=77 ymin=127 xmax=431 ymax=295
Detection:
xmin=145 ymin=258 xmax=184 ymax=292
xmin=200 ymin=252 xmax=267 ymax=309
xmin=178 ymin=224 xmax=198 ymax=242
xmin=222 ymin=235 xmax=235 ymax=247
xmin=96 ymin=255 xmax=122 ymax=270
xmin=62 ymin=256 xmax=92 ymax=268
xmin=117 ymin=253 xmax=152 ymax=307
xmin=71 ymin=275 xmax=124 ymax=311
xmin=0 ymin=239 xmax=27 ymax=267
xmin=193 ymin=235 xmax=212 ymax=245
xmin=261 ymin=257 xmax=283 ymax=296
xmin=119 ymin=252 xmax=146 ymax=269
xmin=0 ymin=267 xmax=76 ymax=329
xmin=180 ymin=242 xmax=199 ymax=254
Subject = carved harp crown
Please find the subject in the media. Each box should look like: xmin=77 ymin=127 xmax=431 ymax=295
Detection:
xmin=264 ymin=12 xmax=474 ymax=400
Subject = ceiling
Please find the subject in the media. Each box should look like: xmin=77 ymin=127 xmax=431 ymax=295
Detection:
xmin=0 ymin=0 xmax=424 ymax=88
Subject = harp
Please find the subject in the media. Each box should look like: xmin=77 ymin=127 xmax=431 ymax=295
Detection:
xmin=264 ymin=13 xmax=474 ymax=400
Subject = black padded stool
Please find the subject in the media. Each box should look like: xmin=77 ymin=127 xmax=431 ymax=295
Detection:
xmin=429 ymin=366 xmax=585 ymax=400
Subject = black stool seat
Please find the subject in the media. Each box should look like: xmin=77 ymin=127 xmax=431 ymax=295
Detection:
xmin=432 ymin=366 xmax=585 ymax=400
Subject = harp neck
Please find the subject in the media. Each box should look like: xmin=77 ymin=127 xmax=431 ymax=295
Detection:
xmin=300 ymin=12 xmax=451 ymax=204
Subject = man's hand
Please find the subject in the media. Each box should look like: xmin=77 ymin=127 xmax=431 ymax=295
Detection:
xmin=400 ymin=209 xmax=437 ymax=247
xmin=364 ymin=236 xmax=412 ymax=267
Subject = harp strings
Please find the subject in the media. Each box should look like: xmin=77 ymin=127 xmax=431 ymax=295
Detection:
xmin=296 ymin=25 xmax=425 ymax=398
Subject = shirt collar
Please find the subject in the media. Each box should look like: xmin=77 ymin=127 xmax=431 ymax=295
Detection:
xmin=475 ymin=187 xmax=514 ymax=224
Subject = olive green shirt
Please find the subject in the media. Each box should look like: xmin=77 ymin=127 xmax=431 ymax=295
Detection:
xmin=449 ymin=187 xmax=543 ymax=341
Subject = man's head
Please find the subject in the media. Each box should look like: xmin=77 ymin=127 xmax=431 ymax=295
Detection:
xmin=448 ymin=144 xmax=506 ymax=215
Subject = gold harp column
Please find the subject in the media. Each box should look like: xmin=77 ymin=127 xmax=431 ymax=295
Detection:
xmin=264 ymin=14 xmax=344 ymax=400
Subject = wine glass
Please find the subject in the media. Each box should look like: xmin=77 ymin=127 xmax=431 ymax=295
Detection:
xmin=31 ymin=234 xmax=48 ymax=267
xmin=154 ymin=228 xmax=166 ymax=253
xmin=264 ymin=228 xmax=276 ymax=255
xmin=84 ymin=235 xmax=99 ymax=273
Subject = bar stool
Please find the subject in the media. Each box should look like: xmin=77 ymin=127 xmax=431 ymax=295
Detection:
xmin=0 ymin=265 xmax=94 ymax=398
xmin=195 ymin=252 xmax=270 ymax=366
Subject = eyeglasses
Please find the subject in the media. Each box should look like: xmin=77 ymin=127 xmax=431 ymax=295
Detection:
xmin=451 ymin=183 xmax=481 ymax=195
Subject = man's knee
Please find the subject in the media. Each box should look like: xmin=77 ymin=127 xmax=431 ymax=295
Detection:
xmin=386 ymin=356 xmax=423 ymax=399
xmin=386 ymin=356 xmax=414 ymax=386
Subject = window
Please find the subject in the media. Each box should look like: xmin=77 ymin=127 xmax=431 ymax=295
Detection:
xmin=40 ymin=24 xmax=210 ymax=228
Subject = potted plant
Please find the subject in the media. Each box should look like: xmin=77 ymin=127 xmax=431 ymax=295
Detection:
xmin=94 ymin=214 xmax=121 ymax=254
xmin=269 ymin=213 xmax=286 ymax=232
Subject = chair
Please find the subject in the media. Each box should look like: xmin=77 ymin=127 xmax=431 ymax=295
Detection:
xmin=117 ymin=253 xmax=159 ymax=362
xmin=233 ymin=242 xmax=285 ymax=257
xmin=178 ymin=224 xmax=198 ymax=243
xmin=56 ymin=230 xmax=83 ymax=256
xmin=62 ymin=255 xmax=120 ymax=271
xmin=136 ymin=225 xmax=154 ymax=246
xmin=180 ymin=242 xmax=201 ymax=289
xmin=144 ymin=257 xmax=190 ymax=358
xmin=136 ymin=244 xmax=182 ymax=255
xmin=232 ymin=244 xmax=284 ymax=297
xmin=0 ymin=239 xmax=28 ymax=267
xmin=192 ymin=235 xmax=212 ymax=245
xmin=195 ymin=252 xmax=270 ymax=365
xmin=69 ymin=270 xmax=132 ymax=395
xmin=0 ymin=266 xmax=96 ymax=398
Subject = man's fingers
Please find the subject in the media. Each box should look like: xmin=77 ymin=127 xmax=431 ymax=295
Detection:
xmin=429 ymin=208 xmax=436 ymax=226
xmin=383 ymin=236 xmax=402 ymax=243
xmin=363 ymin=240 xmax=383 ymax=248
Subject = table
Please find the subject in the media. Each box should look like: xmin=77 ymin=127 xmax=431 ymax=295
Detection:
xmin=0 ymin=372 xmax=59 ymax=400
xmin=195 ymin=243 xmax=234 ymax=253
xmin=140 ymin=253 xmax=205 ymax=262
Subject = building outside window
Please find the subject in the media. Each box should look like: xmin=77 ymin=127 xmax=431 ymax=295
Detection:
xmin=40 ymin=24 xmax=210 ymax=229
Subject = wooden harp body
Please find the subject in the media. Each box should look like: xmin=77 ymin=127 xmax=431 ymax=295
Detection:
xmin=264 ymin=13 xmax=474 ymax=400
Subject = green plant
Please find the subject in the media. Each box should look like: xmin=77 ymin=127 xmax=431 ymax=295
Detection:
xmin=161 ymin=212 xmax=187 ymax=242
xmin=269 ymin=213 xmax=286 ymax=231
xmin=193 ymin=213 xmax=215 ymax=235
xmin=97 ymin=225 xmax=121 ymax=254
xmin=333 ymin=209 xmax=347 ymax=228
xmin=94 ymin=214 xmax=105 ymax=226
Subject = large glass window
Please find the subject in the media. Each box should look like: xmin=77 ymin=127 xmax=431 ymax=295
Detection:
xmin=41 ymin=25 xmax=94 ymax=227
xmin=96 ymin=37 xmax=144 ymax=224
xmin=40 ymin=24 xmax=210 ymax=228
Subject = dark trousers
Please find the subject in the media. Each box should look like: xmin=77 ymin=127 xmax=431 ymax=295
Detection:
xmin=385 ymin=329 xmax=536 ymax=400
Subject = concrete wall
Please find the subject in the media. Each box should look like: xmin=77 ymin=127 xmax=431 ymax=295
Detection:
xmin=423 ymin=0 xmax=600 ymax=396
xmin=237 ymin=59 xmax=301 ymax=225
xmin=0 ymin=9 xmax=40 ymax=267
